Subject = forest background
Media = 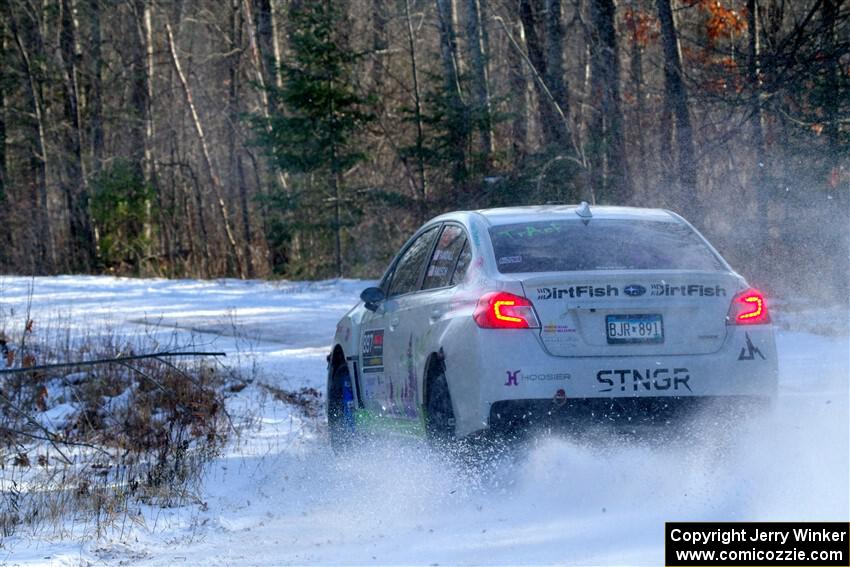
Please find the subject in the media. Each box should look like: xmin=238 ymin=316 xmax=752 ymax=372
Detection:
xmin=0 ymin=0 xmax=847 ymax=302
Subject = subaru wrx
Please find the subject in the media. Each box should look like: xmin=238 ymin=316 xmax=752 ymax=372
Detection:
xmin=327 ymin=204 xmax=778 ymax=448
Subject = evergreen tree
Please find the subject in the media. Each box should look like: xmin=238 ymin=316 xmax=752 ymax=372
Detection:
xmin=254 ymin=0 xmax=373 ymax=277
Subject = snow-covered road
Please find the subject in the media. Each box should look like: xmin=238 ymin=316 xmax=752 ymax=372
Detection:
xmin=1 ymin=276 xmax=848 ymax=566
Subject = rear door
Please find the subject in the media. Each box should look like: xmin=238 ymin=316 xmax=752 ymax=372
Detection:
xmin=379 ymin=225 xmax=441 ymax=417
xmin=387 ymin=224 xmax=471 ymax=419
xmin=489 ymin=218 xmax=739 ymax=357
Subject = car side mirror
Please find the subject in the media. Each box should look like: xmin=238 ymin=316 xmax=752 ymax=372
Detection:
xmin=360 ymin=287 xmax=385 ymax=311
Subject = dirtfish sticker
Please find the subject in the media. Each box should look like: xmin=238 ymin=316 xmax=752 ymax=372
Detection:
xmin=536 ymin=283 xmax=727 ymax=300
xmin=650 ymin=284 xmax=726 ymax=297
xmin=537 ymin=285 xmax=619 ymax=300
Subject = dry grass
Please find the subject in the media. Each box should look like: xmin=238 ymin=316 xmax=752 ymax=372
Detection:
xmin=0 ymin=310 xmax=236 ymax=540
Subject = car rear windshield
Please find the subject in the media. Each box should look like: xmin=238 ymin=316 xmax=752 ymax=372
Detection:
xmin=489 ymin=219 xmax=725 ymax=273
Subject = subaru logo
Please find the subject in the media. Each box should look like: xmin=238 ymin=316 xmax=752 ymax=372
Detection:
xmin=624 ymin=284 xmax=646 ymax=297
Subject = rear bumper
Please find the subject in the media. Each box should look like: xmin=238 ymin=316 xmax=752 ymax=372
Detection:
xmin=488 ymin=395 xmax=772 ymax=433
xmin=443 ymin=324 xmax=779 ymax=438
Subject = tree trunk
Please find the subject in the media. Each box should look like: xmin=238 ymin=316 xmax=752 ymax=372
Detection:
xmin=269 ymin=0 xmax=284 ymax=89
xmin=58 ymin=0 xmax=96 ymax=272
xmin=821 ymin=0 xmax=839 ymax=146
xmin=505 ymin=5 xmax=529 ymax=166
xmin=435 ymin=0 xmax=468 ymax=181
xmin=88 ymin=0 xmax=103 ymax=173
xmin=0 ymin=14 xmax=6 ymax=206
xmin=628 ymin=7 xmax=647 ymax=194
xmin=244 ymin=0 xmax=288 ymax=192
xmin=435 ymin=0 xmax=463 ymax=103
xmin=656 ymin=0 xmax=697 ymax=210
xmin=0 ymin=13 xmax=8 ymax=263
xmin=465 ymin=0 xmax=494 ymax=160
xmin=140 ymin=0 xmax=155 ymax=173
xmin=143 ymin=0 xmax=156 ymax=262
xmin=519 ymin=0 xmax=571 ymax=149
xmin=543 ymin=0 xmax=570 ymax=141
xmin=166 ymin=22 xmax=246 ymax=279
xmin=371 ymin=0 xmax=388 ymax=84
xmin=403 ymin=0 xmax=428 ymax=213
xmin=589 ymin=0 xmax=632 ymax=204
xmin=128 ymin=0 xmax=154 ymax=270
xmin=747 ymin=0 xmax=768 ymax=237
xmin=7 ymin=4 xmax=56 ymax=273
xmin=820 ymin=0 xmax=847 ymax=300
xmin=333 ymin=171 xmax=342 ymax=278
xmin=252 ymin=0 xmax=277 ymax=114
xmin=230 ymin=0 xmax=255 ymax=278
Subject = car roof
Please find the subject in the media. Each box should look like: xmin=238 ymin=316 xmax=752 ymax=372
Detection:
xmin=431 ymin=205 xmax=679 ymax=227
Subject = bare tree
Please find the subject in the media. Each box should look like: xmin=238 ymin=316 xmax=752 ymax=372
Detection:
xmin=465 ymin=0 xmax=494 ymax=160
xmin=504 ymin=3 xmax=529 ymax=164
xmin=403 ymin=0 xmax=429 ymax=210
xmin=0 ymin=11 xmax=7 ymax=205
xmin=6 ymin=3 xmax=56 ymax=272
xmin=230 ymin=0 xmax=255 ymax=277
xmin=165 ymin=22 xmax=246 ymax=279
xmin=57 ymin=0 xmax=96 ymax=271
xmin=588 ymin=0 xmax=632 ymax=203
xmin=543 ymin=0 xmax=570 ymax=140
xmin=747 ymin=0 xmax=769 ymax=240
xmin=656 ymin=0 xmax=696 ymax=208
xmin=88 ymin=0 xmax=104 ymax=172
xmin=436 ymin=0 xmax=469 ymax=180
xmin=626 ymin=0 xmax=647 ymax=193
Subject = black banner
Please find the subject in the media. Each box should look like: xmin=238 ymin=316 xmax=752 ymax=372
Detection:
xmin=666 ymin=522 xmax=850 ymax=566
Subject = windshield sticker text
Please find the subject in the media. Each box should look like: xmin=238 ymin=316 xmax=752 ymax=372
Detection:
xmin=495 ymin=223 xmax=563 ymax=240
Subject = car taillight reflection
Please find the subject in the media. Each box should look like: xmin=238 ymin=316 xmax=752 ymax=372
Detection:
xmin=474 ymin=291 xmax=540 ymax=329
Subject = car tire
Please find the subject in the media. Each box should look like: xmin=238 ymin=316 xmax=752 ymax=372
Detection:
xmin=328 ymin=363 xmax=356 ymax=453
xmin=425 ymin=366 xmax=456 ymax=445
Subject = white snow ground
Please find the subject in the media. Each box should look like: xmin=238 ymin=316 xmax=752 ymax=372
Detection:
xmin=0 ymin=276 xmax=847 ymax=566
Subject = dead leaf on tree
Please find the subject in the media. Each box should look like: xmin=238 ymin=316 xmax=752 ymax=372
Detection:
xmin=35 ymin=385 xmax=49 ymax=411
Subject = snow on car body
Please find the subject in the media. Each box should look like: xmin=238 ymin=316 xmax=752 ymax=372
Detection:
xmin=328 ymin=204 xmax=778 ymax=443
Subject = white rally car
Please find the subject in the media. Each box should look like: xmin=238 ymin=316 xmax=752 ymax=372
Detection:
xmin=327 ymin=204 xmax=778 ymax=447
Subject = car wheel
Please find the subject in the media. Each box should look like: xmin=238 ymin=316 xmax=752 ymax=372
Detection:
xmin=328 ymin=363 xmax=356 ymax=453
xmin=425 ymin=366 xmax=456 ymax=444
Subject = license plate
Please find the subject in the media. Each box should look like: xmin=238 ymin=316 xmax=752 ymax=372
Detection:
xmin=606 ymin=314 xmax=664 ymax=344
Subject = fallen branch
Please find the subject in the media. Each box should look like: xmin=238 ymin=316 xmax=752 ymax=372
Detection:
xmin=0 ymin=351 xmax=226 ymax=375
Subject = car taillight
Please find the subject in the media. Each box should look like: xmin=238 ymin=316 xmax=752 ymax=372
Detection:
xmin=728 ymin=288 xmax=770 ymax=325
xmin=473 ymin=291 xmax=540 ymax=329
